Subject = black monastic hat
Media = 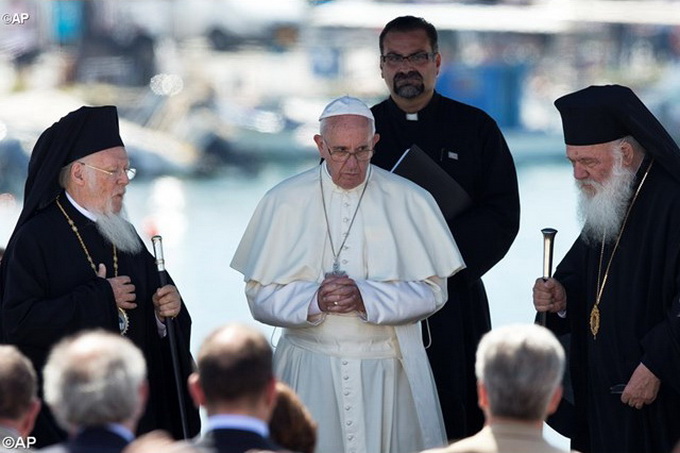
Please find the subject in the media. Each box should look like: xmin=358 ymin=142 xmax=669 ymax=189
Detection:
xmin=554 ymin=84 xmax=680 ymax=180
xmin=19 ymin=105 xmax=124 ymax=225
xmin=0 ymin=105 xmax=124 ymax=305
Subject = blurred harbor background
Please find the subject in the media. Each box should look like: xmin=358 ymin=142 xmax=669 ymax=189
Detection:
xmin=1 ymin=0 xmax=679 ymax=447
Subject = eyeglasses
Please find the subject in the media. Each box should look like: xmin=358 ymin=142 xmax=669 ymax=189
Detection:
xmin=326 ymin=145 xmax=374 ymax=162
xmin=79 ymin=162 xmax=137 ymax=180
xmin=381 ymin=51 xmax=437 ymax=66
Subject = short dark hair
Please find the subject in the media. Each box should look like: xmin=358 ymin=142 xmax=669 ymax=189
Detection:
xmin=197 ymin=324 xmax=273 ymax=404
xmin=0 ymin=345 xmax=37 ymax=419
xmin=379 ymin=16 xmax=439 ymax=55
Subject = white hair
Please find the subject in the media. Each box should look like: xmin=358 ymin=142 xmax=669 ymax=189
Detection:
xmin=43 ymin=330 xmax=147 ymax=430
xmin=83 ymin=172 xmax=143 ymax=254
xmin=577 ymin=137 xmax=640 ymax=245
xmin=475 ymin=324 xmax=565 ymax=421
xmin=94 ymin=207 xmax=143 ymax=254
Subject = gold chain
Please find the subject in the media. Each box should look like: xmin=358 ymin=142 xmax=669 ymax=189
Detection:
xmin=56 ymin=195 xmax=128 ymax=335
xmin=590 ymin=159 xmax=654 ymax=338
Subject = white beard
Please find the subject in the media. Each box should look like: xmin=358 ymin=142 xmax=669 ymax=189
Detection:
xmin=577 ymin=155 xmax=636 ymax=246
xmin=94 ymin=207 xmax=143 ymax=254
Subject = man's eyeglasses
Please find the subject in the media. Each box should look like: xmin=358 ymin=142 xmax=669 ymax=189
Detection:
xmin=381 ymin=51 xmax=437 ymax=66
xmin=326 ymin=146 xmax=374 ymax=162
xmin=79 ymin=162 xmax=137 ymax=180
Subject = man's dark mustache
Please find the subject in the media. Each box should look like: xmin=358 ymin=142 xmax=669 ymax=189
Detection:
xmin=394 ymin=71 xmax=422 ymax=82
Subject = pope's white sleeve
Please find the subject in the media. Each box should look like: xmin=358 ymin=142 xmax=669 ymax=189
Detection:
xmin=355 ymin=276 xmax=447 ymax=325
xmin=245 ymin=280 xmax=323 ymax=327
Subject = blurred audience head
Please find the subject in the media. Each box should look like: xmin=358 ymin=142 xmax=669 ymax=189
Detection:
xmin=269 ymin=381 xmax=317 ymax=453
xmin=43 ymin=329 xmax=148 ymax=433
xmin=189 ymin=323 xmax=275 ymax=420
xmin=0 ymin=345 xmax=41 ymax=437
xmin=475 ymin=324 xmax=565 ymax=423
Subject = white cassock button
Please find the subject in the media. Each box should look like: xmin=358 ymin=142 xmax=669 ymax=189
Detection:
xmin=343 ymin=375 xmax=349 ymax=380
xmin=343 ymin=390 xmax=350 ymax=396
xmin=346 ymin=420 xmax=352 ymax=426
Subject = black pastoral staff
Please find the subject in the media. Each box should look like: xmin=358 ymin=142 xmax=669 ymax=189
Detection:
xmin=533 ymin=85 xmax=680 ymax=453
xmin=0 ymin=106 xmax=200 ymax=448
xmin=371 ymin=16 xmax=520 ymax=440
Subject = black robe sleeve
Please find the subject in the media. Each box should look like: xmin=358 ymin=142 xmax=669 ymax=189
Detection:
xmin=444 ymin=118 xmax=519 ymax=281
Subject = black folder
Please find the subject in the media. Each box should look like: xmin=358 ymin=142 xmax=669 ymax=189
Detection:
xmin=390 ymin=144 xmax=472 ymax=220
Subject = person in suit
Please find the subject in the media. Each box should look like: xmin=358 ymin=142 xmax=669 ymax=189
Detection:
xmin=422 ymin=324 xmax=576 ymax=453
xmin=40 ymin=330 xmax=148 ymax=453
xmin=188 ymin=324 xmax=284 ymax=453
xmin=0 ymin=345 xmax=41 ymax=453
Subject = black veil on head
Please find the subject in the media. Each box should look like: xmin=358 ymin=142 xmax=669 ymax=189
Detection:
xmin=0 ymin=105 xmax=123 ymax=338
xmin=554 ymin=84 xmax=680 ymax=181
xmin=18 ymin=105 xmax=124 ymax=230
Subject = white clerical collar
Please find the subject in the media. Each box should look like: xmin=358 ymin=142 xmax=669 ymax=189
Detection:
xmin=207 ymin=414 xmax=269 ymax=437
xmin=321 ymin=162 xmax=371 ymax=193
xmin=65 ymin=191 xmax=98 ymax=222
xmin=405 ymin=112 xmax=418 ymax=121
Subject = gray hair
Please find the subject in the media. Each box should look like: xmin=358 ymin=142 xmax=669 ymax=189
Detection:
xmin=475 ymin=324 xmax=565 ymax=421
xmin=616 ymin=135 xmax=645 ymax=156
xmin=58 ymin=162 xmax=74 ymax=189
xmin=43 ymin=330 xmax=147 ymax=430
xmin=319 ymin=115 xmax=376 ymax=139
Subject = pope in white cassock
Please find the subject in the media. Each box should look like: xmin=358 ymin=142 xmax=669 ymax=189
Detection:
xmin=231 ymin=96 xmax=465 ymax=453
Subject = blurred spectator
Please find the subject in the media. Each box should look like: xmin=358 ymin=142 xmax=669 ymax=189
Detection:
xmin=188 ymin=323 xmax=285 ymax=453
xmin=422 ymin=324 xmax=574 ymax=453
xmin=0 ymin=345 xmax=41 ymax=453
xmin=269 ymin=382 xmax=316 ymax=453
xmin=40 ymin=330 xmax=148 ymax=453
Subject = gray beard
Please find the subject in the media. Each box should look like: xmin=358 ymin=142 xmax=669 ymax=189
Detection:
xmin=393 ymin=71 xmax=425 ymax=99
xmin=577 ymin=159 xmax=636 ymax=246
xmin=94 ymin=207 xmax=143 ymax=254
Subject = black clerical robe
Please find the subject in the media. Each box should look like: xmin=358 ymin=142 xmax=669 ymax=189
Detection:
xmin=0 ymin=196 xmax=200 ymax=447
xmin=371 ymin=92 xmax=520 ymax=440
xmin=547 ymin=160 xmax=680 ymax=453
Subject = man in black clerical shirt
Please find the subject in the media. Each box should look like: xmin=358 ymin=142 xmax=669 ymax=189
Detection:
xmin=0 ymin=106 xmax=199 ymax=447
xmin=533 ymin=85 xmax=680 ymax=453
xmin=371 ymin=16 xmax=520 ymax=441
